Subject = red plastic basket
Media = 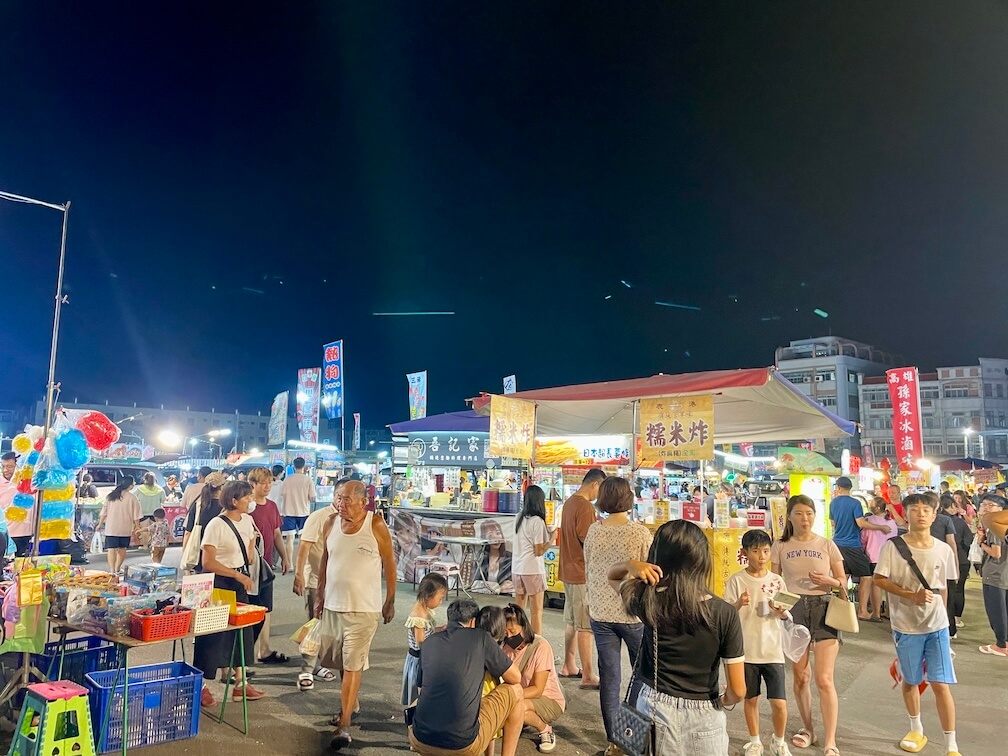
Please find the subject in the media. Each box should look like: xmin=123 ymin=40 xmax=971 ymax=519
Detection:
xmin=129 ymin=608 xmax=193 ymax=642
xmin=228 ymin=603 xmax=266 ymax=627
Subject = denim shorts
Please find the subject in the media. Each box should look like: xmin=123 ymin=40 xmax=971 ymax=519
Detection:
xmin=636 ymin=683 xmax=727 ymax=756
xmin=893 ymin=627 xmax=956 ymax=686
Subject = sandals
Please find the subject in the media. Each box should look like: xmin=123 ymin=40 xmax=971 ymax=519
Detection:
xmin=258 ymin=651 xmax=289 ymax=664
xmin=558 ymin=670 xmax=582 ymax=678
xmin=824 ymin=748 xmax=840 ymax=756
xmin=298 ymin=673 xmax=314 ymax=692
xmin=791 ymin=729 xmax=817 ymax=749
xmin=314 ymin=667 xmax=337 ymax=681
xmin=899 ymin=731 xmax=927 ymax=753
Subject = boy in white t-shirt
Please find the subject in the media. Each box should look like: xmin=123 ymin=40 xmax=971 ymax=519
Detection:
xmin=724 ymin=530 xmax=792 ymax=756
xmin=873 ymin=494 xmax=961 ymax=756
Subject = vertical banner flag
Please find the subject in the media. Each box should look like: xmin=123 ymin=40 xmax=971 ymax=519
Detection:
xmin=489 ymin=395 xmax=536 ymax=460
xmin=353 ymin=413 xmax=361 ymax=450
xmin=268 ymin=391 xmax=289 ymax=446
xmin=296 ymin=368 xmax=322 ymax=444
xmin=638 ymin=395 xmax=715 ymax=465
xmin=407 ymin=371 xmax=428 ymax=420
xmin=886 ymin=367 xmax=924 ymax=471
xmin=503 ymin=375 xmax=517 ymax=395
xmin=739 ymin=442 xmax=754 ymax=458
xmin=322 ymin=340 xmax=344 ymax=420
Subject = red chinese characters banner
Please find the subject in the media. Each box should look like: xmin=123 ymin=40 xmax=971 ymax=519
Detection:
xmin=638 ymin=395 xmax=714 ymax=465
xmin=886 ymin=367 xmax=923 ymax=471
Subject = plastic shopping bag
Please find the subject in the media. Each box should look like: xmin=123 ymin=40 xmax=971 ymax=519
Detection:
xmin=89 ymin=531 xmax=104 ymax=555
xmin=968 ymin=534 xmax=983 ymax=565
xmin=299 ymin=618 xmax=322 ymax=657
xmin=781 ymin=618 xmax=811 ymax=663
xmin=290 ymin=618 xmax=318 ymax=645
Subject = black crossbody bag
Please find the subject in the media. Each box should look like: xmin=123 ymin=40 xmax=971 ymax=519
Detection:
xmin=891 ymin=536 xmax=934 ymax=590
xmin=219 ymin=516 xmax=276 ymax=591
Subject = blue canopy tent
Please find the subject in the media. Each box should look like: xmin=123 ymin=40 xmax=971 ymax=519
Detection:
xmin=388 ymin=410 xmax=489 ymax=435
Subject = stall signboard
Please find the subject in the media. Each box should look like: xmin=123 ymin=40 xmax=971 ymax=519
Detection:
xmin=971 ymin=469 xmax=1000 ymax=485
xmin=544 ymin=546 xmax=563 ymax=593
xmin=886 ymin=367 xmax=924 ymax=471
xmin=98 ymin=443 xmax=155 ymax=462
xmin=318 ymin=449 xmax=343 ymax=468
xmin=322 ymin=340 xmax=344 ymax=420
xmin=408 ymin=432 xmax=502 ymax=467
xmin=561 ymin=465 xmax=600 ymax=486
xmin=407 ymin=371 xmax=428 ymax=420
xmin=269 ymin=450 xmax=287 ymax=466
xmin=706 ymin=528 xmax=747 ymax=596
xmin=534 ymin=435 xmax=632 ymax=467
xmin=638 ymin=395 xmax=714 ymax=464
xmin=268 ymin=391 xmax=288 ymax=446
xmin=489 ymin=395 xmax=535 ymax=460
xmin=296 ymin=368 xmax=322 ymax=444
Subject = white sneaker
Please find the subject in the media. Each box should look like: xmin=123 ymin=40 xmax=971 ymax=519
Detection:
xmin=955 ymin=617 xmax=965 ymax=628
xmin=743 ymin=743 xmax=764 ymax=756
xmin=770 ymin=741 xmax=792 ymax=756
xmin=538 ymin=729 xmax=557 ymax=753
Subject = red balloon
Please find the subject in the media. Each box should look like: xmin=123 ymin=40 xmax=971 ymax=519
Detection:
xmin=33 ymin=438 xmax=44 ymax=452
xmin=76 ymin=411 xmax=120 ymax=451
xmin=16 ymin=479 xmax=35 ymax=495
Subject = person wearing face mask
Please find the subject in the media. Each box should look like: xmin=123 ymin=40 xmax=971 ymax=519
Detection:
xmin=500 ymin=603 xmax=565 ymax=752
xmin=247 ymin=467 xmax=290 ymax=665
xmin=558 ymin=468 xmax=605 ymax=686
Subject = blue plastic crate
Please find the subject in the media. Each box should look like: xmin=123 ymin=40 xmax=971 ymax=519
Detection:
xmin=85 ymin=661 xmax=203 ymax=753
xmin=32 ymin=636 xmax=119 ymax=686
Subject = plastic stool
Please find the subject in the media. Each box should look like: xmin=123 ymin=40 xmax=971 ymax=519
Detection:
xmin=431 ymin=561 xmax=462 ymax=596
xmin=9 ymin=680 xmax=95 ymax=756
xmin=413 ymin=556 xmax=439 ymax=586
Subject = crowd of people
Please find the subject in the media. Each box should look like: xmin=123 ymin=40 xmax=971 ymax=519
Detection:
xmin=7 ymin=449 xmax=1005 ymax=755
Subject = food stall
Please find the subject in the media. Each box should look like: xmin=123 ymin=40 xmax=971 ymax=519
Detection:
xmin=387 ymin=411 xmax=525 ymax=595
xmin=470 ymin=367 xmax=855 ymax=593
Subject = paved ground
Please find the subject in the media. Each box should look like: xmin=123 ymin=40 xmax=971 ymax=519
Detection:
xmin=5 ymin=546 xmax=1006 ymax=755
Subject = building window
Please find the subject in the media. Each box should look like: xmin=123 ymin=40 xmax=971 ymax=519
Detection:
xmin=818 ymin=396 xmax=837 ymax=408
xmin=260 ymin=422 xmax=266 ymax=430
xmin=1000 ymin=413 xmax=1007 ymax=428
xmin=873 ymin=441 xmax=894 ymax=457
xmin=998 ymin=384 xmax=1005 ymax=398
xmin=924 ymin=443 xmax=944 ymax=456
xmin=985 ymin=383 xmax=993 ymax=397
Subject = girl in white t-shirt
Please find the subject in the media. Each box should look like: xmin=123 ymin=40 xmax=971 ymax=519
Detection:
xmin=770 ymin=495 xmax=847 ymax=756
xmin=512 ymin=485 xmax=553 ymax=635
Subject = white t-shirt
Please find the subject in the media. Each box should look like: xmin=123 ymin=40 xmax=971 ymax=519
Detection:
xmin=723 ymin=569 xmax=786 ymax=664
xmin=512 ymin=515 xmax=550 ymax=576
xmin=201 ymin=514 xmax=257 ymax=570
xmin=874 ymin=537 xmax=958 ymax=635
xmin=280 ymin=473 xmax=316 ymax=517
xmin=268 ymin=480 xmax=284 ymax=511
xmin=300 ymin=504 xmax=337 ymax=589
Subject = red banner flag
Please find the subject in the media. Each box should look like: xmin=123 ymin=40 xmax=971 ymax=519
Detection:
xmin=886 ymin=367 xmax=924 ymax=471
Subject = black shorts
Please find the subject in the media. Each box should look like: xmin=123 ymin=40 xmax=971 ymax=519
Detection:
xmin=744 ymin=663 xmax=786 ymax=700
xmin=838 ymin=545 xmax=872 ymax=578
xmin=105 ymin=535 xmax=132 ymax=549
xmin=791 ymin=594 xmax=839 ymax=643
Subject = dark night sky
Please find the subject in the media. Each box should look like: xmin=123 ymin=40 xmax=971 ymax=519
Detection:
xmin=2 ymin=2 xmax=1007 ymax=429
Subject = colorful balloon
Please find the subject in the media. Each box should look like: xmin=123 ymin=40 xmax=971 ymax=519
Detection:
xmin=54 ymin=428 xmax=90 ymax=470
xmin=12 ymin=493 xmax=35 ymax=509
xmin=32 ymin=468 xmax=72 ymax=491
xmin=5 ymin=507 xmax=28 ymax=523
xmin=11 ymin=435 xmax=31 ymax=454
xmin=42 ymin=484 xmax=75 ymax=502
xmin=76 ymin=411 xmax=119 ymax=451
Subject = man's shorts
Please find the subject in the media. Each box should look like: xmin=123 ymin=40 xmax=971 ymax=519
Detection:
xmin=563 ymin=583 xmax=591 ymax=632
xmin=282 ymin=515 xmax=308 ymax=533
xmin=744 ymin=662 xmax=786 ymax=700
xmin=838 ymin=545 xmax=872 ymax=578
xmin=319 ymin=610 xmax=380 ymax=672
xmin=791 ymin=594 xmax=839 ymax=643
xmin=894 ymin=628 xmax=956 ymax=686
xmin=409 ymin=683 xmax=519 ymax=756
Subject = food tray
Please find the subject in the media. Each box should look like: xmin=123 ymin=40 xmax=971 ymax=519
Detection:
xmin=228 ymin=602 xmax=266 ymax=627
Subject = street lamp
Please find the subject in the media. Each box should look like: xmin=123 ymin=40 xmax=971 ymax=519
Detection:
xmin=158 ymin=430 xmax=182 ymax=448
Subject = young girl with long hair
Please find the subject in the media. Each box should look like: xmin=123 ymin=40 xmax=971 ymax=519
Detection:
xmin=770 ymin=495 xmax=847 ymax=756
xmin=512 ymin=485 xmax=552 ymax=634
xmin=401 ymin=573 xmax=449 ymax=704
xmin=609 ymin=520 xmax=746 ymax=755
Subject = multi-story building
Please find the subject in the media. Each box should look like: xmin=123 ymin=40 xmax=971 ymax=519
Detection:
xmin=32 ymin=400 xmax=275 ymax=454
xmin=858 ymin=357 xmax=1008 ymax=464
xmin=774 ymin=336 xmax=900 ymax=454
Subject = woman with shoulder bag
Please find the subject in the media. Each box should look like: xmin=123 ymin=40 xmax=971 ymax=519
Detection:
xmin=770 ymin=495 xmax=847 ymax=756
xmin=609 ymin=520 xmax=746 ymax=756
xmin=193 ymin=480 xmax=265 ymax=706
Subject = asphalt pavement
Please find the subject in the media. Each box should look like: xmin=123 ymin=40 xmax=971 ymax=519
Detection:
xmin=5 ymin=545 xmax=1006 ymax=755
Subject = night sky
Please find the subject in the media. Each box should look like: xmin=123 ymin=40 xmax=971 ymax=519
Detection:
xmin=2 ymin=2 xmax=1007 ymax=430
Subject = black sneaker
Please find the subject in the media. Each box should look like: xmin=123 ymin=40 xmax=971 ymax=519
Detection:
xmin=330 ymin=730 xmax=352 ymax=751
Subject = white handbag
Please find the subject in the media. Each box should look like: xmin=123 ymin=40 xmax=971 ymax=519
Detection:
xmin=825 ymin=585 xmax=860 ymax=634
xmin=179 ymin=501 xmax=202 ymax=571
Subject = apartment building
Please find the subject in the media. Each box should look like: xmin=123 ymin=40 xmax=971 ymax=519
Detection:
xmin=774 ymin=336 xmax=900 ymax=453
xmin=858 ymin=358 xmax=1008 ymax=463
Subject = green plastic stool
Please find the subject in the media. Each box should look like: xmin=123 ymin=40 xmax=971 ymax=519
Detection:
xmin=8 ymin=681 xmax=95 ymax=756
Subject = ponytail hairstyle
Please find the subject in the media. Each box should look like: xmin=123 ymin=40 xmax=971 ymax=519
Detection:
xmin=107 ymin=476 xmax=135 ymax=502
xmin=780 ymin=494 xmax=816 ymax=542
